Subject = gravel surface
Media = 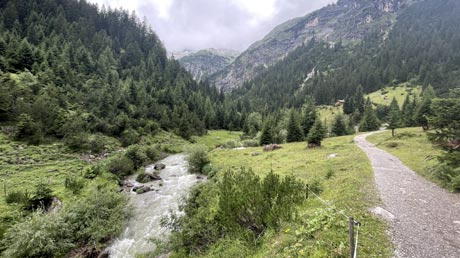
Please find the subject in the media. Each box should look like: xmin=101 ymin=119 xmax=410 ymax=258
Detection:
xmin=355 ymin=132 xmax=460 ymax=258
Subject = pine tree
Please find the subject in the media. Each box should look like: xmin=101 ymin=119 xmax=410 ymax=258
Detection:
xmin=260 ymin=120 xmax=273 ymax=145
xmin=415 ymin=85 xmax=436 ymax=131
xmin=353 ymin=85 xmax=365 ymax=115
xmin=286 ymin=110 xmax=303 ymax=143
xmin=387 ymin=97 xmax=401 ymax=137
xmin=307 ymin=118 xmax=326 ymax=147
xmin=343 ymin=95 xmax=354 ymax=115
xmin=301 ymin=98 xmax=317 ymax=138
xmin=331 ymin=114 xmax=348 ymax=136
xmin=359 ymin=98 xmax=380 ymax=132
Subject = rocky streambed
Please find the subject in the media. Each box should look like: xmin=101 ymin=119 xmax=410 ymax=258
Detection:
xmin=108 ymin=154 xmax=204 ymax=258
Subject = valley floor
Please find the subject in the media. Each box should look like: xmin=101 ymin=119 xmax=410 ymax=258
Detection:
xmin=356 ymin=132 xmax=460 ymax=257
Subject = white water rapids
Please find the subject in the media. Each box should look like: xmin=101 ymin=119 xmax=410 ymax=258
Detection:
xmin=108 ymin=154 xmax=201 ymax=258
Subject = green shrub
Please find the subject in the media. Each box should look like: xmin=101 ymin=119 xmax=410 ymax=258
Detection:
xmin=144 ymin=145 xmax=160 ymax=161
xmin=223 ymin=140 xmax=239 ymax=149
xmin=108 ymin=155 xmax=135 ymax=178
xmin=5 ymin=191 xmax=29 ymax=205
xmin=121 ymin=128 xmax=140 ymax=147
xmin=1 ymin=212 xmax=74 ymax=258
xmin=125 ymin=145 xmax=148 ymax=170
xmin=185 ymin=145 xmax=210 ymax=173
xmin=1 ymin=185 xmax=129 ymax=258
xmin=83 ymin=164 xmax=104 ymax=179
xmin=164 ymin=168 xmax=306 ymax=255
xmin=14 ymin=113 xmax=43 ymax=145
xmin=308 ymin=178 xmax=323 ymax=195
xmin=241 ymin=139 xmax=259 ymax=147
xmin=64 ymin=175 xmax=85 ymax=194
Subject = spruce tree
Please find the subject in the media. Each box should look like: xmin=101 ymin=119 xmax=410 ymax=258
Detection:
xmin=387 ymin=97 xmax=401 ymax=137
xmin=415 ymin=85 xmax=436 ymax=131
xmin=331 ymin=114 xmax=348 ymax=136
xmin=359 ymin=98 xmax=381 ymax=132
xmin=301 ymin=98 xmax=317 ymax=138
xmin=286 ymin=110 xmax=303 ymax=143
xmin=260 ymin=120 xmax=273 ymax=145
xmin=307 ymin=118 xmax=326 ymax=147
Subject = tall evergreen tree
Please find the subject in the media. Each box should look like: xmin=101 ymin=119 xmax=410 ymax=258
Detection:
xmin=387 ymin=97 xmax=401 ymax=137
xmin=331 ymin=114 xmax=348 ymax=136
xmin=307 ymin=118 xmax=326 ymax=147
xmin=286 ymin=110 xmax=303 ymax=143
xmin=259 ymin=120 xmax=273 ymax=145
xmin=415 ymin=85 xmax=436 ymax=131
xmin=359 ymin=97 xmax=380 ymax=132
xmin=301 ymin=97 xmax=317 ymax=138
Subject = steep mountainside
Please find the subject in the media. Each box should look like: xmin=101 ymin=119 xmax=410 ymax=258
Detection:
xmin=212 ymin=0 xmax=417 ymax=90
xmin=229 ymin=0 xmax=460 ymax=110
xmin=178 ymin=49 xmax=239 ymax=82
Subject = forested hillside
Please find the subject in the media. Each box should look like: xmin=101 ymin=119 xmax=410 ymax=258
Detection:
xmin=0 ymin=0 xmax=231 ymax=146
xmin=227 ymin=0 xmax=460 ymax=110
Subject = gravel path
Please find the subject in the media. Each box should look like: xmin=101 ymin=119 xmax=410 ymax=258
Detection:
xmin=355 ymin=132 xmax=460 ymax=258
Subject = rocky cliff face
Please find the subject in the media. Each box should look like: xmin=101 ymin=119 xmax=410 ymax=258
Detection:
xmin=177 ymin=49 xmax=239 ymax=82
xmin=212 ymin=0 xmax=416 ymax=90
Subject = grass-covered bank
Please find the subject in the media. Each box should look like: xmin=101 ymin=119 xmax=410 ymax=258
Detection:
xmin=164 ymin=135 xmax=392 ymax=257
xmin=0 ymin=129 xmax=184 ymax=257
xmin=366 ymin=128 xmax=443 ymax=187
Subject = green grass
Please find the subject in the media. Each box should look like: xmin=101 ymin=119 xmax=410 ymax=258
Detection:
xmin=144 ymin=130 xmax=191 ymax=153
xmin=317 ymin=105 xmax=342 ymax=126
xmin=208 ymin=135 xmax=392 ymax=257
xmin=191 ymin=130 xmax=243 ymax=149
xmin=366 ymin=127 xmax=442 ymax=185
xmin=367 ymin=84 xmax=421 ymax=107
xmin=0 ymin=133 xmax=92 ymax=236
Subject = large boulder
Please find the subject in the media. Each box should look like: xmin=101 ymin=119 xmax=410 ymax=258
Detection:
xmin=263 ymin=144 xmax=283 ymax=152
xmin=154 ymin=163 xmax=166 ymax=170
xmin=133 ymin=185 xmax=152 ymax=194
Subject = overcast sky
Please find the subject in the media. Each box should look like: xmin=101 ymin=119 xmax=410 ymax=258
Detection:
xmin=88 ymin=0 xmax=334 ymax=52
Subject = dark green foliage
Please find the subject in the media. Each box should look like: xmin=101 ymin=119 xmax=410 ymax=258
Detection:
xmin=387 ymin=97 xmax=401 ymax=137
xmin=5 ymin=191 xmax=28 ymax=205
xmin=64 ymin=175 xmax=85 ymax=194
xmin=121 ymin=128 xmax=140 ymax=147
xmin=359 ymin=98 xmax=381 ymax=132
xmin=108 ymin=155 xmax=135 ymax=178
xmin=14 ymin=113 xmax=42 ymax=145
xmin=259 ymin=120 xmax=274 ymax=145
xmin=330 ymin=114 xmax=348 ymax=137
xmin=83 ymin=164 xmax=104 ymax=179
xmin=286 ymin=110 xmax=303 ymax=143
xmin=301 ymin=97 xmax=317 ymax=137
xmin=164 ymin=168 xmax=306 ymax=255
xmin=227 ymin=0 xmax=460 ymax=114
xmin=23 ymin=183 xmax=54 ymax=211
xmin=1 ymin=185 xmax=129 ymax=257
xmin=0 ymin=0 xmax=227 ymax=146
xmin=124 ymin=145 xmax=149 ymax=170
xmin=415 ymin=86 xmax=436 ymax=130
xmin=185 ymin=145 xmax=210 ymax=174
xmin=427 ymin=96 xmax=460 ymax=190
xmin=307 ymin=119 xmax=326 ymax=147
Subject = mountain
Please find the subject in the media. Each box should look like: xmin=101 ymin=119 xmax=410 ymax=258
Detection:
xmin=228 ymin=0 xmax=460 ymax=110
xmin=177 ymin=49 xmax=239 ymax=82
xmin=212 ymin=0 xmax=417 ymax=90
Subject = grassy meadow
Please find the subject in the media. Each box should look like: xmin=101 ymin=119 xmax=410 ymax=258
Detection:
xmin=367 ymin=84 xmax=421 ymax=107
xmin=191 ymin=130 xmax=243 ymax=149
xmin=199 ymin=134 xmax=392 ymax=257
xmin=366 ymin=127 xmax=442 ymax=185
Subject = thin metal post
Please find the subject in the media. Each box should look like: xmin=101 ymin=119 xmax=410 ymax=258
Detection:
xmin=349 ymin=217 xmax=355 ymax=258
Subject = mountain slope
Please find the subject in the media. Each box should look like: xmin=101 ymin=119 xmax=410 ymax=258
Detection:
xmin=0 ymin=0 xmax=230 ymax=144
xmin=228 ymin=0 xmax=460 ymax=110
xmin=212 ymin=0 xmax=416 ymax=90
xmin=178 ymin=49 xmax=239 ymax=82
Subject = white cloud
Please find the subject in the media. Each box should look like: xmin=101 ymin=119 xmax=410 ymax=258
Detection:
xmin=87 ymin=0 xmax=332 ymax=51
